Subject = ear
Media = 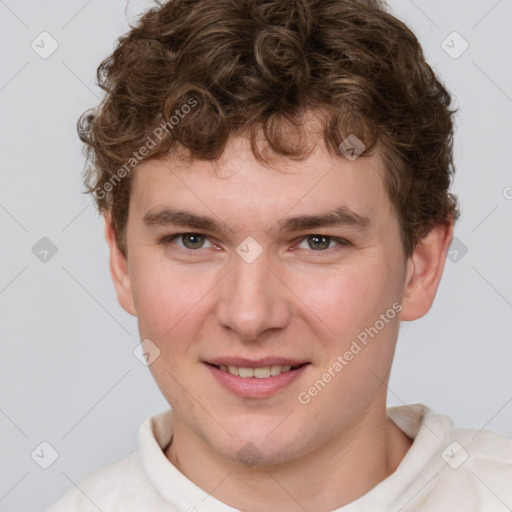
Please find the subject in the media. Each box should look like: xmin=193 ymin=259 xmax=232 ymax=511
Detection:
xmin=400 ymin=221 xmax=454 ymax=321
xmin=104 ymin=214 xmax=137 ymax=316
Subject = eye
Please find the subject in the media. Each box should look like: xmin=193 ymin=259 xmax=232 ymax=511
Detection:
xmin=160 ymin=233 xmax=215 ymax=251
xmin=294 ymin=235 xmax=351 ymax=253
xmin=158 ymin=232 xmax=351 ymax=257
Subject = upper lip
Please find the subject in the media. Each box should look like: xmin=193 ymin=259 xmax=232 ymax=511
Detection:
xmin=205 ymin=357 xmax=309 ymax=367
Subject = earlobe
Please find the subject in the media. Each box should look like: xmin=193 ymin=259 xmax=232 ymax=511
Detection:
xmin=400 ymin=221 xmax=454 ymax=321
xmin=104 ymin=215 xmax=137 ymax=317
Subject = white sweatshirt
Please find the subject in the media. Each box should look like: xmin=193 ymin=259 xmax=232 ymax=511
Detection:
xmin=46 ymin=404 xmax=512 ymax=511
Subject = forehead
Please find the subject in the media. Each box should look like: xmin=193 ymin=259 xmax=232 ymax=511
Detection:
xmin=129 ymin=134 xmax=393 ymax=235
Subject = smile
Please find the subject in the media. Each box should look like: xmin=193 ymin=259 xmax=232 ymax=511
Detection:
xmin=204 ymin=360 xmax=310 ymax=398
xmin=214 ymin=364 xmax=304 ymax=378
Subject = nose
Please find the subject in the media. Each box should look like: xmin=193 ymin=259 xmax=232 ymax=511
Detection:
xmin=215 ymin=248 xmax=293 ymax=342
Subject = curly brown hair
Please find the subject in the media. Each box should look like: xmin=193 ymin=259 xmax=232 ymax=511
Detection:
xmin=78 ymin=0 xmax=460 ymax=259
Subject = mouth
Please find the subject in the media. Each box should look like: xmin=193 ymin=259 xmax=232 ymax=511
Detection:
xmin=203 ymin=358 xmax=311 ymax=398
xmin=205 ymin=362 xmax=308 ymax=378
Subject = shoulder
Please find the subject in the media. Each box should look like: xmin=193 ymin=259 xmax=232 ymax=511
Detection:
xmin=46 ymin=409 xmax=177 ymax=511
xmin=454 ymin=424 xmax=512 ymax=481
xmin=422 ymin=412 xmax=512 ymax=510
xmin=45 ymin=450 xmax=168 ymax=512
xmin=438 ymin=413 xmax=512 ymax=475
xmin=388 ymin=405 xmax=512 ymax=511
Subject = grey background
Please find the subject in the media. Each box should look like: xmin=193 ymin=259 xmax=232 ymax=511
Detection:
xmin=0 ymin=0 xmax=511 ymax=510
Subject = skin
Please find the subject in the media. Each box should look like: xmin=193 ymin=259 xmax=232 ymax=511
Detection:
xmin=105 ymin=118 xmax=454 ymax=511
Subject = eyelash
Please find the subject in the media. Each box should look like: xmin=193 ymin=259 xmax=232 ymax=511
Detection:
xmin=158 ymin=232 xmax=351 ymax=257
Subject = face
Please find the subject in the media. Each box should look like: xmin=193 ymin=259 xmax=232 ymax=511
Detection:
xmin=110 ymin=125 xmax=436 ymax=466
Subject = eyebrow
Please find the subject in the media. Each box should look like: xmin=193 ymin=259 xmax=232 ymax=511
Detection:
xmin=142 ymin=206 xmax=372 ymax=235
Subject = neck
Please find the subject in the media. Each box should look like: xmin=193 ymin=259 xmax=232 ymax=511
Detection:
xmin=164 ymin=402 xmax=413 ymax=511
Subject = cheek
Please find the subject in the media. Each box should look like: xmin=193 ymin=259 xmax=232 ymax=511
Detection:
xmin=132 ymin=265 xmax=217 ymax=405
xmin=295 ymin=274 xmax=400 ymax=429
xmin=130 ymin=261 xmax=215 ymax=343
xmin=290 ymin=261 xmax=393 ymax=333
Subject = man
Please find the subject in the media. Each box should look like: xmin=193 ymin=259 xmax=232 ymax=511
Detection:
xmin=47 ymin=0 xmax=512 ymax=510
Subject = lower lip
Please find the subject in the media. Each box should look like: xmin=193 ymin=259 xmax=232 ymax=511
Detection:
xmin=205 ymin=363 xmax=310 ymax=398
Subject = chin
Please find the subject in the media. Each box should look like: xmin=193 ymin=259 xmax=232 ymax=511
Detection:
xmin=203 ymin=417 xmax=312 ymax=468
xmin=217 ymin=437 xmax=304 ymax=468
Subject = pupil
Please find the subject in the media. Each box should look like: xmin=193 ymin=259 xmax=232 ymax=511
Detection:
xmin=309 ymin=235 xmax=329 ymax=250
xmin=184 ymin=234 xmax=203 ymax=249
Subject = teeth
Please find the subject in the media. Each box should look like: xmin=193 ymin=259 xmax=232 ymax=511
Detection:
xmin=218 ymin=364 xmax=298 ymax=378
xmin=270 ymin=365 xmax=282 ymax=376
xmin=239 ymin=367 xmax=254 ymax=378
xmin=253 ymin=367 xmax=271 ymax=378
